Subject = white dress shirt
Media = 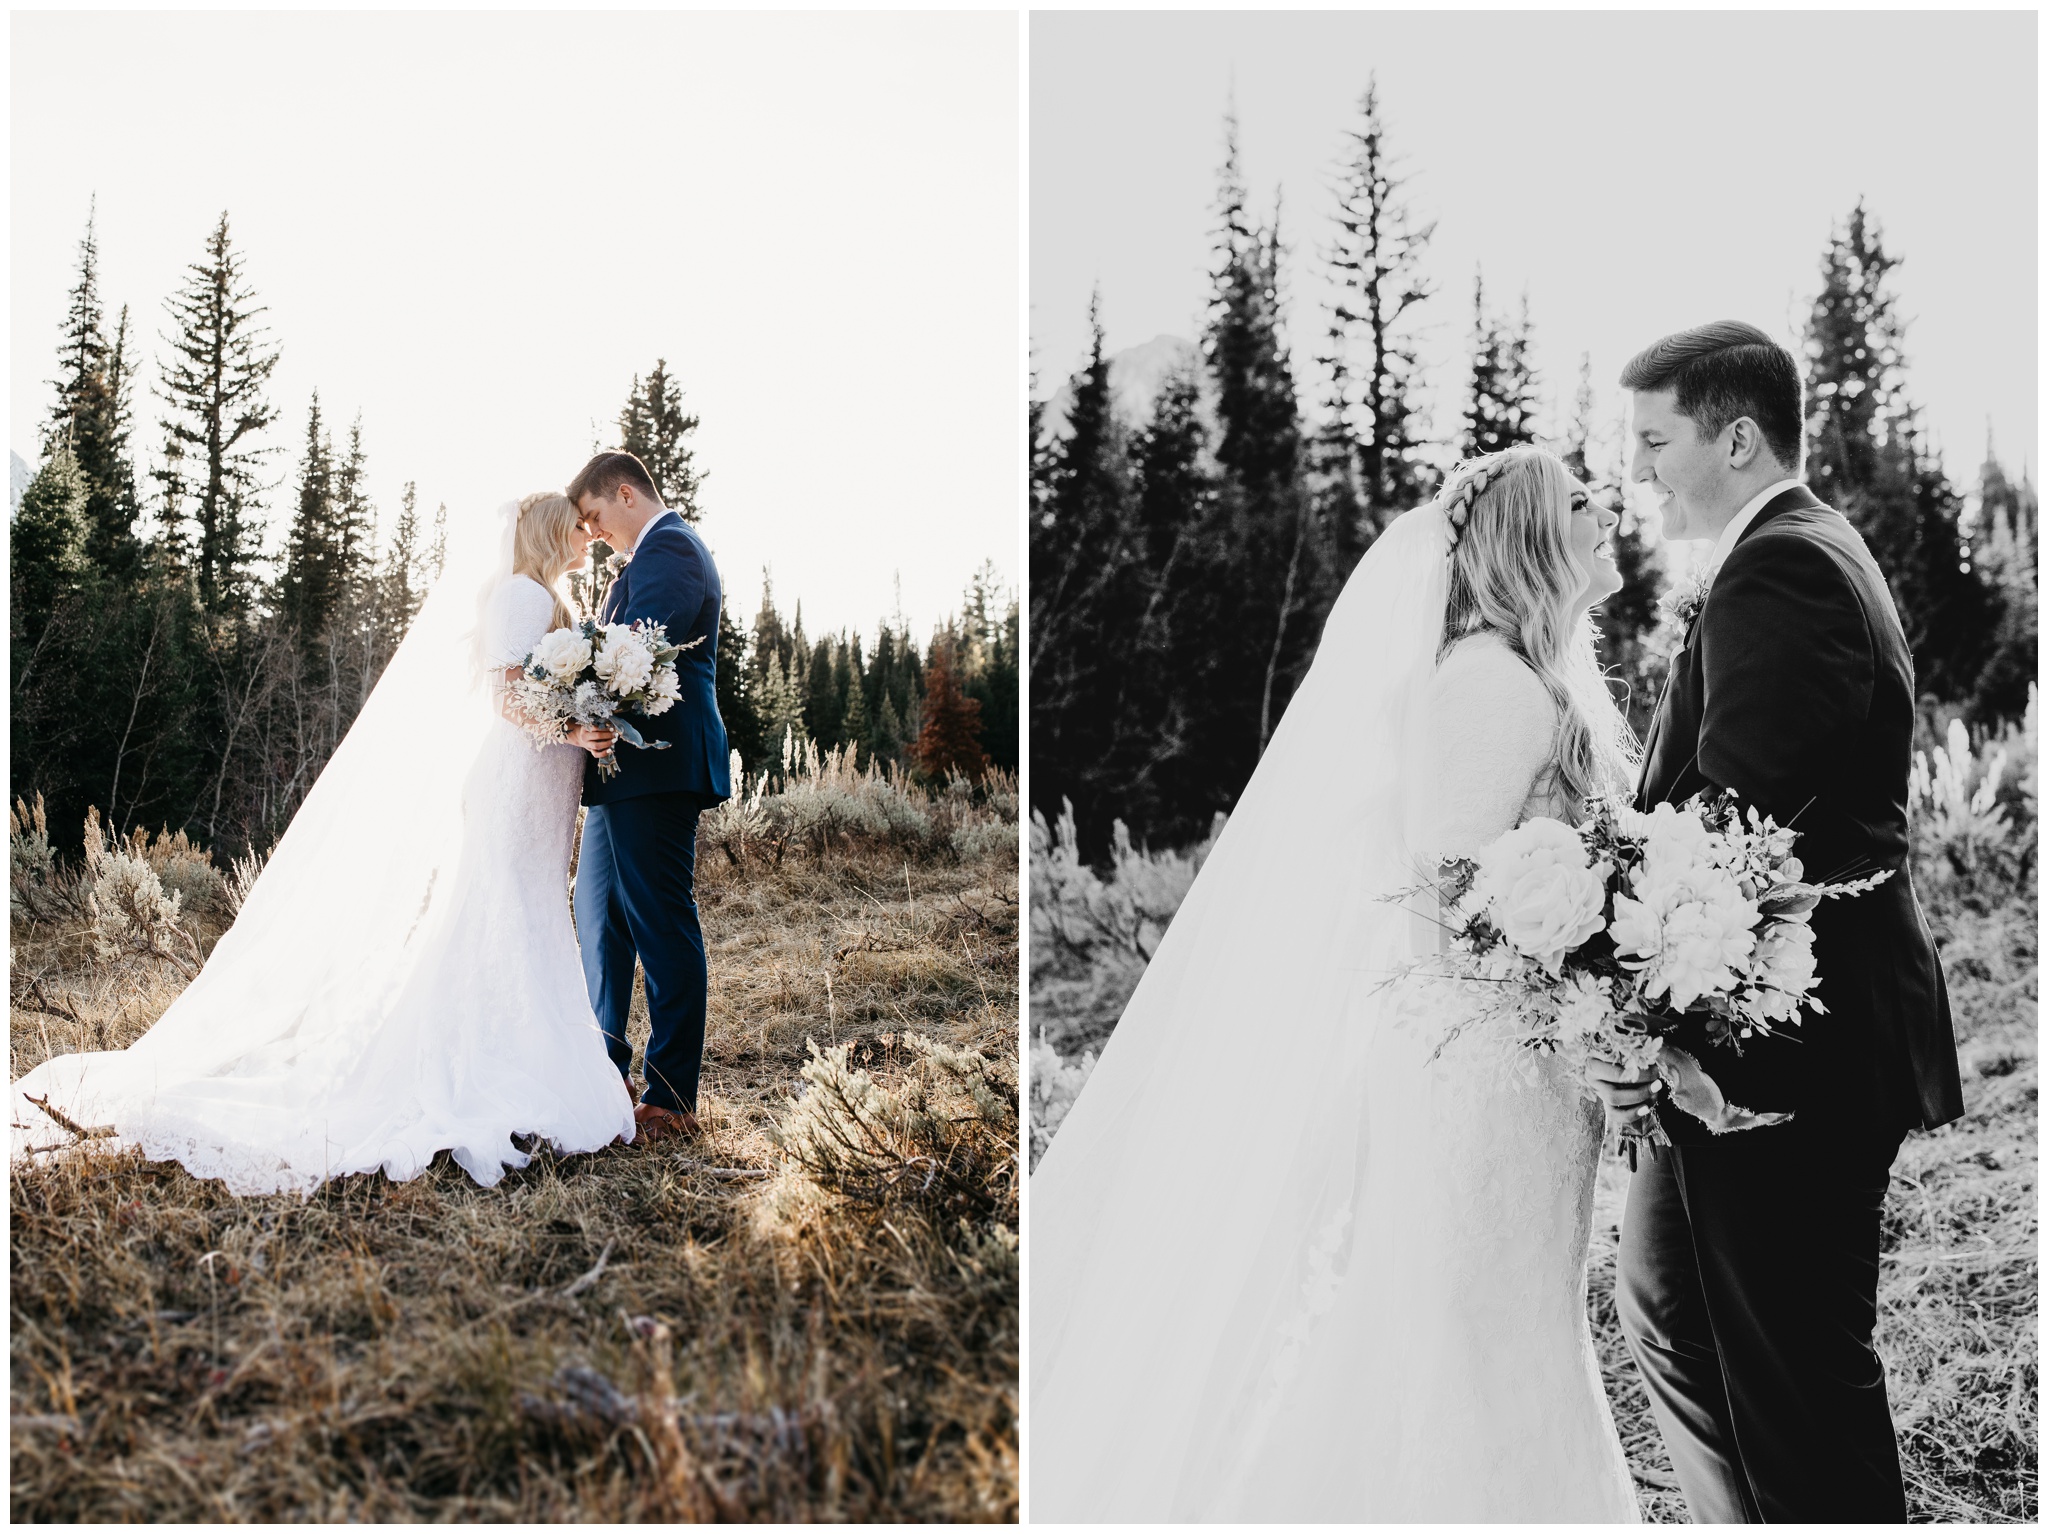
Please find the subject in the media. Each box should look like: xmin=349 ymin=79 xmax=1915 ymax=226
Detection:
xmin=1709 ymin=478 xmax=1804 ymax=568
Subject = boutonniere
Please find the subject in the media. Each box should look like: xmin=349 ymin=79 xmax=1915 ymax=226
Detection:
xmin=1664 ymin=561 xmax=1719 ymax=635
xmin=602 ymin=550 xmax=630 ymax=582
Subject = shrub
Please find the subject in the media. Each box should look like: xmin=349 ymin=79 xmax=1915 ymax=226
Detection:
xmin=1027 ymin=800 xmax=1222 ymax=1058
xmin=1910 ymin=689 xmax=2038 ymax=898
xmin=770 ymin=1033 xmax=1017 ymax=1224
xmin=81 ymin=808 xmax=198 ymax=978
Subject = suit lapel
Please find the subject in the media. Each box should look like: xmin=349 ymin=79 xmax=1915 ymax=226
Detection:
xmin=1638 ymin=483 xmax=1823 ymax=804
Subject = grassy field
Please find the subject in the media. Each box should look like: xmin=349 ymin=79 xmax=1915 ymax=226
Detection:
xmin=11 ymin=781 xmax=1020 ymax=1521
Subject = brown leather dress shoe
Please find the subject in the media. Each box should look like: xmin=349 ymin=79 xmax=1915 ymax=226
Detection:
xmin=633 ymin=1102 xmax=701 ymax=1143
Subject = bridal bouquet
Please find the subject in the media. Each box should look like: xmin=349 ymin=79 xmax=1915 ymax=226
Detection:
xmin=1409 ymin=792 xmax=1891 ymax=1160
xmin=508 ymin=618 xmax=700 ymax=780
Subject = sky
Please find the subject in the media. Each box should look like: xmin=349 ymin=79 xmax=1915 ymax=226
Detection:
xmin=1032 ymin=10 xmax=2037 ymax=500
xmin=11 ymin=11 xmax=1020 ymax=640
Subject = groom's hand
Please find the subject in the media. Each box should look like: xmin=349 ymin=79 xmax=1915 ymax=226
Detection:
xmin=1584 ymin=1056 xmax=1666 ymax=1133
xmin=567 ymin=723 xmax=618 ymax=759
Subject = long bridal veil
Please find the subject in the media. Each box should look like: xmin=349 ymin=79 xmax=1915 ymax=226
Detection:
xmin=10 ymin=502 xmax=525 ymax=1191
xmin=1030 ymin=502 xmax=1457 ymax=1521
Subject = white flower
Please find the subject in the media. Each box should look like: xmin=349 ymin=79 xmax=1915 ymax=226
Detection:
xmin=1608 ymin=893 xmax=1663 ymax=961
xmin=641 ymin=666 xmax=681 ymax=716
xmin=1612 ymin=845 xmax=1762 ymax=1011
xmin=1555 ymin=972 xmax=1616 ymax=1046
xmin=594 ymin=625 xmax=654 ymax=694
xmin=529 ymin=626 xmax=593 ymax=680
xmin=1637 ymin=801 xmax=1726 ymax=884
xmin=1747 ymin=918 xmax=1818 ymax=1021
xmin=1474 ymin=817 xmax=1611 ymax=974
xmin=1655 ymin=898 xmax=1758 ymax=1010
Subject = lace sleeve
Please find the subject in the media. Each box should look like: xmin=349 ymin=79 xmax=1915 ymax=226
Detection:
xmin=484 ymin=577 xmax=557 ymax=669
xmin=1426 ymin=634 xmax=1560 ymax=860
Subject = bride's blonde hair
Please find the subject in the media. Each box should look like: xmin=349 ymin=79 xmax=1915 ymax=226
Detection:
xmin=1437 ymin=446 xmax=1639 ymax=808
xmin=513 ymin=492 xmax=580 ymax=632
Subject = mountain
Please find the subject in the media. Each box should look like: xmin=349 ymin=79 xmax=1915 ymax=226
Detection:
xmin=1037 ymin=334 xmax=1217 ymax=444
xmin=11 ymin=450 xmax=29 ymax=518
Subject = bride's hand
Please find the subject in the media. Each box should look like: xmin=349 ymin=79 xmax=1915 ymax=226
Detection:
xmin=1583 ymin=1055 xmax=1666 ymax=1133
xmin=566 ymin=723 xmax=618 ymax=758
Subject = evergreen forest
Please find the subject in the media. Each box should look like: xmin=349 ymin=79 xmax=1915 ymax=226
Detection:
xmin=1031 ymin=88 xmax=2038 ymax=859
xmin=12 ymin=207 xmax=1019 ymax=861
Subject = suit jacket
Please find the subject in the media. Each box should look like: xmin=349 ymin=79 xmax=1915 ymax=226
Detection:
xmin=583 ymin=513 xmax=732 ymax=807
xmin=1636 ymin=483 xmax=1963 ymax=1147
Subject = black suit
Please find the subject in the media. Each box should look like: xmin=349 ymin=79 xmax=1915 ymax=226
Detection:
xmin=1620 ymin=483 xmax=1964 ymax=1521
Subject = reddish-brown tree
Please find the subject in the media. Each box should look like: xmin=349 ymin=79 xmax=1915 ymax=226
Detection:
xmin=914 ymin=642 xmax=989 ymax=782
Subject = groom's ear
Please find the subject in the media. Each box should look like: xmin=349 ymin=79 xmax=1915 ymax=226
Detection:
xmin=1724 ymin=417 xmax=1770 ymax=472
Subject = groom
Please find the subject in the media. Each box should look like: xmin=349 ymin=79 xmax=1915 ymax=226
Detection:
xmin=568 ymin=451 xmax=731 ymax=1143
xmin=1590 ymin=321 xmax=1964 ymax=1521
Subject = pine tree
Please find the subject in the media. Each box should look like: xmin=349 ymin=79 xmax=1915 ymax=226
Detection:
xmin=840 ymin=654 xmax=872 ymax=769
xmin=754 ymin=649 xmax=808 ymax=769
xmin=332 ymin=414 xmax=375 ymax=598
xmin=1202 ymin=119 xmax=1312 ymax=762
xmin=382 ymin=481 xmax=423 ymax=622
xmin=714 ymin=603 xmax=763 ymax=772
xmin=1463 ymin=273 xmax=1540 ymax=458
xmin=427 ymin=501 xmax=448 ymax=581
xmin=279 ymin=394 xmax=339 ymax=641
xmin=1320 ymin=75 xmax=1435 ymax=550
xmin=155 ymin=212 xmax=281 ymax=617
xmin=618 ymin=359 xmax=704 ymax=519
xmin=1030 ymin=292 xmax=1139 ymax=830
xmin=11 ymin=447 xmax=94 ymax=630
xmin=749 ymin=573 xmax=787 ymax=695
xmin=1032 ymin=290 xmax=1132 ymax=667
xmin=913 ymin=640 xmax=988 ymax=782
xmin=1804 ymin=202 xmax=2001 ymax=705
xmin=873 ymin=691 xmax=905 ymax=769
xmin=804 ymin=635 xmax=843 ymax=746
xmin=46 ymin=203 xmax=143 ymax=580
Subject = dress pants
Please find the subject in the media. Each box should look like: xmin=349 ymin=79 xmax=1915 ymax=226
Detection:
xmin=1617 ymin=1121 xmax=1907 ymax=1523
xmin=574 ymin=791 xmax=711 ymax=1114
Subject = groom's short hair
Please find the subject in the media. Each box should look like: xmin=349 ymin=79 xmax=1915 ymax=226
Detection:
xmin=567 ymin=451 xmax=663 ymax=507
xmin=1619 ymin=321 xmax=1805 ymax=473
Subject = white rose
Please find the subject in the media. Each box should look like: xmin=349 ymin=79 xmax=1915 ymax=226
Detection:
xmin=1474 ymin=818 xmax=1610 ymax=974
xmin=530 ymin=627 xmax=593 ymax=680
xmin=1652 ymin=893 xmax=1759 ymax=1010
xmin=594 ymin=627 xmax=654 ymax=694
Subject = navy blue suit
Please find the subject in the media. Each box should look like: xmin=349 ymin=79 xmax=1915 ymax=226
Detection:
xmin=575 ymin=511 xmax=731 ymax=1114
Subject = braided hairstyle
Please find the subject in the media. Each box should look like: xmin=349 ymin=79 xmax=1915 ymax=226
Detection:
xmin=1435 ymin=447 xmax=1637 ymax=808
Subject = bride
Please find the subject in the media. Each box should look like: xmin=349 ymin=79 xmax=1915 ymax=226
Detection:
xmin=1031 ymin=447 xmax=1645 ymax=1520
xmin=9 ymin=493 xmax=636 ymax=1195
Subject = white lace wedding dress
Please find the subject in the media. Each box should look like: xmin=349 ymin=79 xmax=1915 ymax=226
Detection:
xmin=1030 ymin=508 xmax=1639 ymax=1522
xmin=10 ymin=527 xmax=635 ymax=1194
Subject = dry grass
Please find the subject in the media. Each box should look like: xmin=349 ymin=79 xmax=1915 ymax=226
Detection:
xmin=10 ymin=826 xmax=1019 ymax=1521
xmin=1589 ymin=876 xmax=2038 ymax=1523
